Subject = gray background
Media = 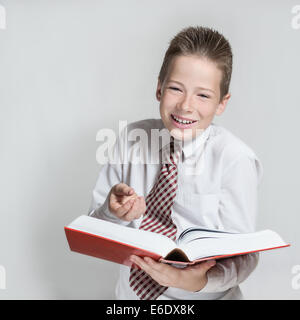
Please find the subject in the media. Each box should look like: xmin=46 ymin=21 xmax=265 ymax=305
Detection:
xmin=0 ymin=0 xmax=299 ymax=299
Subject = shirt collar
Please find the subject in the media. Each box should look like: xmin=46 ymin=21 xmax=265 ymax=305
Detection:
xmin=181 ymin=124 xmax=212 ymax=159
xmin=159 ymin=123 xmax=212 ymax=160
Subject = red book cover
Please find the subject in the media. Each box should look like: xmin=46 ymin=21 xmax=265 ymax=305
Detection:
xmin=64 ymin=227 xmax=162 ymax=268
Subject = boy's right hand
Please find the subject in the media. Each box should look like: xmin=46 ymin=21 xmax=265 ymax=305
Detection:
xmin=108 ymin=183 xmax=146 ymax=222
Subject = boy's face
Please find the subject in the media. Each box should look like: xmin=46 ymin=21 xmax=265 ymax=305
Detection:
xmin=156 ymin=55 xmax=230 ymax=141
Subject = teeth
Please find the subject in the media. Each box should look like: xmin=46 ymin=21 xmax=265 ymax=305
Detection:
xmin=173 ymin=115 xmax=194 ymax=124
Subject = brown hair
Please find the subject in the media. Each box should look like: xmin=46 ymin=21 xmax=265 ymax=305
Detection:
xmin=158 ymin=26 xmax=233 ymax=100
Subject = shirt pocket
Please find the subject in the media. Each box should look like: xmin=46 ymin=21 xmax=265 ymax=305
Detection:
xmin=184 ymin=193 xmax=220 ymax=229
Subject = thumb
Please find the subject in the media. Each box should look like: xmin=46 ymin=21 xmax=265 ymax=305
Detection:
xmin=113 ymin=183 xmax=134 ymax=196
xmin=201 ymin=260 xmax=216 ymax=273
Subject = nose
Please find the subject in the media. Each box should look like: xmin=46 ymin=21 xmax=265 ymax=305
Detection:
xmin=176 ymin=94 xmax=194 ymax=113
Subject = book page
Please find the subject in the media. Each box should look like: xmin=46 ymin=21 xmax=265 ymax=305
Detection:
xmin=68 ymin=215 xmax=176 ymax=257
xmin=177 ymin=227 xmax=235 ymax=244
xmin=178 ymin=229 xmax=288 ymax=261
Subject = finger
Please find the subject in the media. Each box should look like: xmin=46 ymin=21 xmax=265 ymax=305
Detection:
xmin=142 ymin=257 xmax=179 ymax=286
xmin=135 ymin=196 xmax=146 ymax=216
xmin=139 ymin=196 xmax=146 ymax=215
xmin=193 ymin=260 xmax=216 ymax=273
xmin=130 ymin=256 xmax=163 ymax=283
xmin=140 ymin=256 xmax=174 ymax=277
xmin=123 ymin=197 xmax=144 ymax=220
xmin=113 ymin=183 xmax=134 ymax=196
xmin=144 ymin=257 xmax=173 ymax=272
xmin=122 ymin=199 xmax=139 ymax=221
xmin=204 ymin=259 xmax=216 ymax=269
xmin=111 ymin=192 xmax=138 ymax=206
xmin=130 ymin=255 xmax=159 ymax=276
xmin=130 ymin=255 xmax=151 ymax=272
xmin=114 ymin=198 xmax=135 ymax=217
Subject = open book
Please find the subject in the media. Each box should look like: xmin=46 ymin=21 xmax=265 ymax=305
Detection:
xmin=64 ymin=215 xmax=290 ymax=267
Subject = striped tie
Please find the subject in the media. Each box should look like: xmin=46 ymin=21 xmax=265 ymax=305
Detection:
xmin=129 ymin=137 xmax=181 ymax=300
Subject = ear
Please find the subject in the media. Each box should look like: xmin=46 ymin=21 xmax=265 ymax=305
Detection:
xmin=156 ymin=78 xmax=163 ymax=102
xmin=215 ymin=93 xmax=231 ymax=116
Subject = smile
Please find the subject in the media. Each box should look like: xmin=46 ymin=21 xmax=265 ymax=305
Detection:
xmin=170 ymin=114 xmax=198 ymax=128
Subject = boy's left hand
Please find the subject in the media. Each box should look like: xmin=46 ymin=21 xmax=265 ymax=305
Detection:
xmin=129 ymin=255 xmax=216 ymax=292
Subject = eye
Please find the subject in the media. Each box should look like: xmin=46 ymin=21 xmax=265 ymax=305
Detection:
xmin=169 ymin=87 xmax=181 ymax=91
xmin=198 ymin=94 xmax=209 ymax=99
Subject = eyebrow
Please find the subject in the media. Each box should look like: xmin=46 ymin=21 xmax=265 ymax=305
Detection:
xmin=167 ymin=80 xmax=215 ymax=94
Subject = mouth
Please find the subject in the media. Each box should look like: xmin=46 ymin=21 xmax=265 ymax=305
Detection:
xmin=170 ymin=113 xmax=198 ymax=128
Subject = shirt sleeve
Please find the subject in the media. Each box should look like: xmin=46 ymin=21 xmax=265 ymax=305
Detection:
xmin=200 ymin=153 xmax=263 ymax=293
xmin=88 ymin=163 xmax=131 ymax=226
xmin=87 ymin=126 xmax=131 ymax=226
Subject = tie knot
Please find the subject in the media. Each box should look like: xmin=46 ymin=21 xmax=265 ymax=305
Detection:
xmin=162 ymin=138 xmax=182 ymax=166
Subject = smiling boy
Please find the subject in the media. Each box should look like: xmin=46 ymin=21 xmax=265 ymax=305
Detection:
xmin=89 ymin=26 xmax=263 ymax=300
xmin=159 ymin=55 xmax=229 ymax=140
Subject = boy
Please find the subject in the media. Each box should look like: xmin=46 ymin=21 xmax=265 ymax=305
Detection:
xmin=88 ymin=26 xmax=263 ymax=300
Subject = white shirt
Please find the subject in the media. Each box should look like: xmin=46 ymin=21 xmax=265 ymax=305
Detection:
xmin=88 ymin=118 xmax=263 ymax=300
